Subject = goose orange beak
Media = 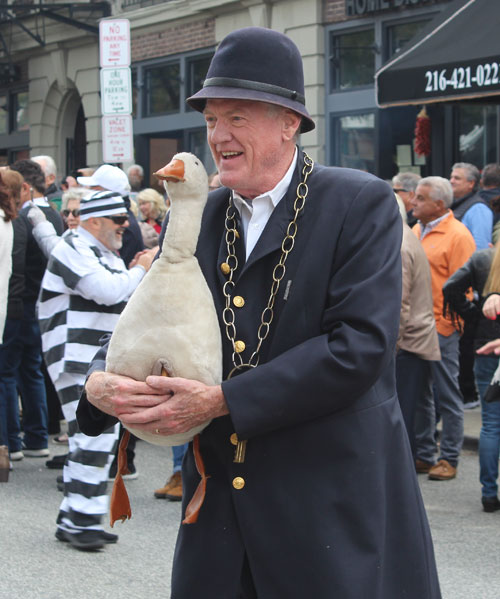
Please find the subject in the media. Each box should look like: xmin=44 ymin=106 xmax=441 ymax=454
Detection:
xmin=154 ymin=158 xmax=185 ymax=183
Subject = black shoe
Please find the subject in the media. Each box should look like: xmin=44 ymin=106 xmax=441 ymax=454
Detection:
xmin=55 ymin=529 xmax=105 ymax=551
xmin=46 ymin=454 xmax=68 ymax=469
xmin=482 ymin=496 xmax=500 ymax=512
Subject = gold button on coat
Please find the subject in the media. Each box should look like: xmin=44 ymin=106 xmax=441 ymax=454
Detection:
xmin=234 ymin=340 xmax=246 ymax=353
xmin=233 ymin=296 xmax=245 ymax=308
xmin=230 ymin=433 xmax=238 ymax=446
xmin=220 ymin=262 xmax=230 ymax=275
xmin=233 ymin=477 xmax=245 ymax=490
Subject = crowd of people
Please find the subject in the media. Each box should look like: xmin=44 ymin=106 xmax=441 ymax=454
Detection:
xmin=1 ymin=24 xmax=500 ymax=597
xmin=393 ymin=162 xmax=500 ymax=512
xmin=0 ymin=156 xmax=194 ymax=549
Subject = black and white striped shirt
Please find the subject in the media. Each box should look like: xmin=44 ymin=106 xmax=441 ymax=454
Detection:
xmin=39 ymin=226 xmax=145 ymax=383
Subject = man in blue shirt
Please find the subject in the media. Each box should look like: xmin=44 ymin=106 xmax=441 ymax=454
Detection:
xmin=450 ymin=162 xmax=492 ymax=249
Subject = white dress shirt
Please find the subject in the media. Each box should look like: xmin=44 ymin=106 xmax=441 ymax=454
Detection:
xmin=232 ymin=149 xmax=298 ymax=259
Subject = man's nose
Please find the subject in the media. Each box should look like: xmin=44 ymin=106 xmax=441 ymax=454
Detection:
xmin=209 ymin=121 xmax=231 ymax=144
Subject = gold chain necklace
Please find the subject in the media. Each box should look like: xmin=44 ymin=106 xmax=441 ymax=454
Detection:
xmin=221 ymin=152 xmax=314 ymax=380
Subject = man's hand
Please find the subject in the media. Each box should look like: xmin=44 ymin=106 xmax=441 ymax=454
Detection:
xmin=483 ymin=293 xmax=500 ymax=320
xmin=85 ymin=371 xmax=168 ymax=419
xmin=129 ymin=248 xmax=157 ymax=271
xmin=118 ymin=376 xmax=228 ymax=435
xmin=476 ymin=339 xmax=500 ymax=356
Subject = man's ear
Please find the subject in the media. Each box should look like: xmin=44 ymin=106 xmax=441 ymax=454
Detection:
xmin=282 ymin=110 xmax=301 ymax=142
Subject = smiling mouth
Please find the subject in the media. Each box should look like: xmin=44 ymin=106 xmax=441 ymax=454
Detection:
xmin=221 ymin=151 xmax=242 ymax=160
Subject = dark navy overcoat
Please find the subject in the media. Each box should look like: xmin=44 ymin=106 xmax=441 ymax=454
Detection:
xmin=78 ymin=152 xmax=441 ymax=599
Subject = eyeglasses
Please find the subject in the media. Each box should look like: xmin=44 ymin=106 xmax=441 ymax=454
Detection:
xmin=103 ymin=215 xmax=129 ymax=225
xmin=393 ymin=188 xmax=408 ymax=193
xmin=62 ymin=209 xmax=80 ymax=218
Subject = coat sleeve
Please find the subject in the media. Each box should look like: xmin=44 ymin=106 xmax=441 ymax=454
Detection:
xmin=76 ymin=335 xmax=119 ymax=436
xmin=222 ymin=176 xmax=403 ymax=439
xmin=397 ymin=226 xmax=413 ymax=351
xmin=442 ymin=251 xmax=481 ymax=324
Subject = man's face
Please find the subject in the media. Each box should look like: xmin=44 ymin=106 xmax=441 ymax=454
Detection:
xmin=94 ymin=214 xmax=129 ymax=251
xmin=393 ymin=184 xmax=414 ymax=212
xmin=204 ymin=99 xmax=300 ymax=199
xmin=450 ymin=168 xmax=475 ymax=199
xmin=411 ymin=184 xmax=446 ymax=225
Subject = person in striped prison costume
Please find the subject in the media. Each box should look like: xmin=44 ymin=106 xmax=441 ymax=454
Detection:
xmin=38 ymin=190 xmax=155 ymax=551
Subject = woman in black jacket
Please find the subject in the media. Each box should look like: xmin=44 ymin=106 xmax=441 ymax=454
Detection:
xmin=443 ymin=246 xmax=500 ymax=512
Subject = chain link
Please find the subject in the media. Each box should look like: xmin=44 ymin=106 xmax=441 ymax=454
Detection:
xmin=222 ymin=152 xmax=314 ymax=377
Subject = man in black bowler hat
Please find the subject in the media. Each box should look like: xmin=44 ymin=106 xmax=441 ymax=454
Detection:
xmin=77 ymin=27 xmax=441 ymax=598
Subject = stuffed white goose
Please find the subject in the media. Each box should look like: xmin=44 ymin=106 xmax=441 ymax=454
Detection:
xmin=105 ymin=152 xmax=222 ymax=446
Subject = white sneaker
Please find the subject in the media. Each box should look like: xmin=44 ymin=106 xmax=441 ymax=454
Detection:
xmin=22 ymin=447 xmax=50 ymax=457
xmin=10 ymin=451 xmax=24 ymax=461
xmin=464 ymin=400 xmax=480 ymax=410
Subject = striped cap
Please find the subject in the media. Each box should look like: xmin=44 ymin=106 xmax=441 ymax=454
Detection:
xmin=79 ymin=190 xmax=127 ymax=221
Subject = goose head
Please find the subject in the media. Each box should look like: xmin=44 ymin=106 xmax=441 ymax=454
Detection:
xmin=154 ymin=152 xmax=209 ymax=203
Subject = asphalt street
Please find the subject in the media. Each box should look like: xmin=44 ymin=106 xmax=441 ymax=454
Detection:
xmin=1 ymin=434 xmax=500 ymax=598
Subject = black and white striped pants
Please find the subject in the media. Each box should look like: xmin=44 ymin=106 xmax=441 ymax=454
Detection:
xmin=54 ymin=372 xmax=119 ymax=533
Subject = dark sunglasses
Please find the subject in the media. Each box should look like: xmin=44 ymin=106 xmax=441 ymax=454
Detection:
xmin=62 ymin=209 xmax=80 ymax=218
xmin=103 ymin=215 xmax=129 ymax=225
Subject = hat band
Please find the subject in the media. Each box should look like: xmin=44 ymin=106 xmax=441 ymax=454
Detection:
xmin=80 ymin=202 xmax=126 ymax=217
xmin=203 ymin=77 xmax=305 ymax=106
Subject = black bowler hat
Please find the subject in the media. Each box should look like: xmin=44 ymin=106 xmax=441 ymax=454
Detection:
xmin=186 ymin=27 xmax=315 ymax=133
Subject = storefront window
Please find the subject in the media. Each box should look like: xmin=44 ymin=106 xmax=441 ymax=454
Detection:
xmin=187 ymin=55 xmax=212 ymax=103
xmin=385 ymin=20 xmax=430 ymax=59
xmin=458 ymin=105 xmax=498 ymax=167
xmin=13 ymin=91 xmax=28 ymax=131
xmin=131 ymin=68 xmax=138 ymax=118
xmin=188 ymin=128 xmax=214 ymax=174
xmin=145 ymin=62 xmax=180 ymax=115
xmin=332 ymin=112 xmax=375 ymax=172
xmin=330 ymin=29 xmax=375 ymax=91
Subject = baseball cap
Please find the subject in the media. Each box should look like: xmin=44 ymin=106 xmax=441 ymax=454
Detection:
xmin=77 ymin=165 xmax=131 ymax=196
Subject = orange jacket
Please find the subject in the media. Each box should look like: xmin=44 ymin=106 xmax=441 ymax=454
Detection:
xmin=413 ymin=211 xmax=476 ymax=336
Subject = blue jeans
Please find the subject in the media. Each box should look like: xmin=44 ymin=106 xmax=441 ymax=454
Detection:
xmin=173 ymin=443 xmax=188 ymax=473
xmin=0 ymin=311 xmax=48 ymax=452
xmin=475 ymin=354 xmax=500 ymax=497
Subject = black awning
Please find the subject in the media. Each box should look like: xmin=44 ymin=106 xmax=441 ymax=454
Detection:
xmin=376 ymin=0 xmax=500 ymax=107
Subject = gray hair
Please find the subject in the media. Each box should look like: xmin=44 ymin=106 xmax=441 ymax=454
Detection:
xmin=127 ymin=164 xmax=144 ymax=177
xmin=418 ymin=176 xmax=454 ymax=208
xmin=392 ymin=172 xmax=421 ymax=193
xmin=266 ymin=103 xmax=301 ymax=142
xmin=61 ymin=187 xmax=91 ymax=211
xmin=32 ymin=155 xmax=57 ymax=178
xmin=452 ymin=162 xmax=480 ymax=186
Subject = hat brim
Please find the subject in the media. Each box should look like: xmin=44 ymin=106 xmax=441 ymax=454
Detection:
xmin=77 ymin=175 xmax=99 ymax=187
xmin=187 ymin=87 xmax=315 ymax=134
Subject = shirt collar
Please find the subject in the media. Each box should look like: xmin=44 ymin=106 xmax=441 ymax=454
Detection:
xmin=419 ymin=210 xmax=451 ymax=239
xmin=232 ymin=147 xmax=298 ymax=214
xmin=22 ymin=196 xmax=50 ymax=209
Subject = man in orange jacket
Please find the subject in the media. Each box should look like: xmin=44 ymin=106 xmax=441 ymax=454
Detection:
xmin=412 ymin=176 xmax=476 ymax=480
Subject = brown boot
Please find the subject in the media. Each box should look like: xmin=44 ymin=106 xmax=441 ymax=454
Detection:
xmin=428 ymin=459 xmax=457 ymax=481
xmin=154 ymin=471 xmax=182 ymax=500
